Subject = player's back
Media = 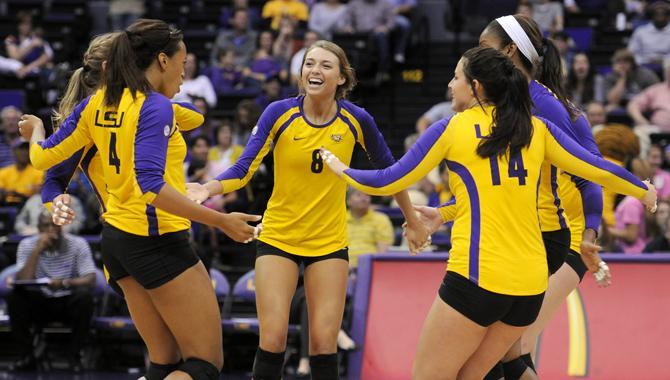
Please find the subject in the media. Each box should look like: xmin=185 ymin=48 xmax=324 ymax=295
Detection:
xmin=83 ymin=88 xmax=190 ymax=236
xmin=443 ymin=106 xmax=547 ymax=296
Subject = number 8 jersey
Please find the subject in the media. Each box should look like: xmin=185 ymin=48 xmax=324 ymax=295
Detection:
xmin=30 ymin=88 xmax=190 ymax=236
xmin=217 ymin=96 xmax=395 ymax=257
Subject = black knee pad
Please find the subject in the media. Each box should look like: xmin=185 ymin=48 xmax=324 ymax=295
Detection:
xmin=520 ymin=353 xmax=536 ymax=372
xmin=145 ymin=360 xmax=182 ymax=380
xmin=309 ymin=353 xmax=339 ymax=380
xmin=503 ymin=357 xmax=530 ymax=380
xmin=178 ymin=358 xmax=220 ymax=380
xmin=483 ymin=361 xmax=504 ymax=380
xmin=252 ymin=347 xmax=284 ymax=380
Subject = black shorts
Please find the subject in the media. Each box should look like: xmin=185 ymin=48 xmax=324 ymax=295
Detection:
xmin=101 ymin=223 xmax=199 ymax=290
xmin=438 ymin=271 xmax=545 ymax=327
xmin=542 ymin=228 xmax=571 ymax=275
xmin=256 ymin=240 xmax=349 ymax=267
xmin=564 ymin=249 xmax=588 ymax=281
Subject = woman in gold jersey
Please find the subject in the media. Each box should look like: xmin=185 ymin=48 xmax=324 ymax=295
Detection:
xmin=19 ymin=20 xmax=259 ymax=380
xmin=188 ymin=40 xmax=428 ymax=380
xmin=320 ymin=47 xmax=656 ymax=380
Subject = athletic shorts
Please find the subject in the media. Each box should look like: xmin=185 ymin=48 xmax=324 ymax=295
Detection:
xmin=256 ymin=240 xmax=349 ymax=267
xmin=542 ymin=228 xmax=571 ymax=275
xmin=102 ymin=223 xmax=199 ymax=291
xmin=438 ymin=271 xmax=545 ymax=327
xmin=564 ymin=249 xmax=588 ymax=281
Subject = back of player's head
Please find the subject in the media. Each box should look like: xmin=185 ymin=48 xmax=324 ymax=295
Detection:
xmin=484 ymin=15 xmax=578 ymax=121
xmin=53 ymin=32 xmax=119 ymax=129
xmin=461 ymin=47 xmax=533 ymax=160
xmin=104 ymin=19 xmax=184 ymax=107
xmin=299 ymin=40 xmax=357 ymax=100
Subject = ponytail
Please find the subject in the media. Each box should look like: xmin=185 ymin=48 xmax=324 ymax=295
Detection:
xmin=104 ymin=19 xmax=183 ymax=107
xmin=538 ymin=38 xmax=580 ymax=121
xmin=460 ymin=47 xmax=533 ymax=159
xmin=52 ymin=68 xmax=89 ymax=129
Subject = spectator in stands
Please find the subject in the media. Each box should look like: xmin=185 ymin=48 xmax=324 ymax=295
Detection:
xmin=186 ymin=135 xmax=212 ymax=183
xmin=2 ymin=12 xmax=53 ymax=79
xmin=385 ymin=0 xmax=416 ymax=63
xmin=207 ymin=124 xmax=244 ymax=180
xmin=648 ymin=144 xmax=670 ymax=201
xmin=517 ymin=2 xmax=533 ymax=19
xmin=604 ymin=49 xmax=659 ymax=110
xmin=290 ymin=30 xmax=320 ymax=86
xmin=7 ymin=211 xmax=96 ymax=372
xmin=211 ymin=8 xmax=258 ymax=68
xmin=308 ymin=0 xmax=347 ymax=40
xmin=586 ymin=101 xmax=607 ymax=131
xmin=530 ymin=0 xmax=564 ymax=33
xmin=610 ymin=157 xmax=653 ymax=253
xmin=173 ymin=53 xmax=217 ymax=108
xmin=567 ymin=52 xmax=605 ymax=109
xmin=109 ymin=0 xmax=145 ymax=31
xmin=272 ymin=17 xmax=299 ymax=66
xmin=220 ymin=0 xmax=262 ymax=30
xmin=415 ymin=87 xmax=454 ymax=134
xmin=262 ymin=0 xmax=309 ymax=30
xmin=243 ymin=31 xmax=289 ymax=88
xmin=627 ymin=59 xmax=670 ymax=131
xmin=340 ymin=0 xmax=396 ymax=81
xmin=0 ymin=140 xmax=43 ymax=206
xmin=209 ymin=49 xmax=244 ymax=95
xmin=347 ymin=187 xmax=394 ymax=267
xmin=628 ymin=1 xmax=670 ymax=65
xmin=255 ymin=76 xmax=285 ymax=109
xmin=0 ymin=106 xmax=21 ymax=168
xmin=15 ymin=194 xmax=85 ymax=235
xmin=232 ymin=99 xmax=262 ymax=145
xmin=644 ymin=200 xmax=670 ymax=252
xmin=549 ymin=31 xmax=573 ymax=77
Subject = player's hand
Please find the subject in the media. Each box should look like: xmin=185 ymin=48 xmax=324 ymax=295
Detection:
xmin=642 ymin=180 xmax=658 ymax=212
xmin=413 ymin=205 xmax=444 ymax=235
xmin=219 ymin=212 xmax=262 ymax=243
xmin=52 ymin=194 xmax=75 ymax=226
xmin=18 ymin=114 xmax=44 ymax=141
xmin=403 ymin=219 xmax=431 ymax=255
xmin=580 ymin=244 xmax=611 ymax=287
xmin=320 ymin=147 xmax=349 ymax=177
xmin=186 ymin=182 xmax=210 ymax=204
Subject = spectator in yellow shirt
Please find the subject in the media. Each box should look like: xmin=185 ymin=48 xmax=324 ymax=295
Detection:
xmin=346 ymin=187 xmax=394 ymax=268
xmin=262 ymin=0 xmax=309 ymax=30
xmin=0 ymin=140 xmax=43 ymax=205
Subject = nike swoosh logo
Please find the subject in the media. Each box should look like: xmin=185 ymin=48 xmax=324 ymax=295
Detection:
xmin=293 ymin=136 xmax=307 ymax=141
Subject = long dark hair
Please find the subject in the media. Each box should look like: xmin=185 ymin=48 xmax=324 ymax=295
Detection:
xmin=104 ymin=19 xmax=183 ymax=107
xmin=461 ymin=47 xmax=533 ymax=159
xmin=484 ymin=15 xmax=579 ymax=121
xmin=566 ymin=52 xmax=597 ymax=106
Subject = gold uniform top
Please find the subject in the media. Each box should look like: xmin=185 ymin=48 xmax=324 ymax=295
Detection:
xmin=217 ymin=96 xmax=396 ymax=256
xmin=41 ymin=102 xmax=204 ymax=213
xmin=342 ymin=106 xmax=647 ymax=295
xmin=31 ymin=89 xmax=197 ymax=236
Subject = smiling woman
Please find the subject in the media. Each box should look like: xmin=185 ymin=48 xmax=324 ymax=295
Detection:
xmin=187 ymin=40 xmax=428 ymax=380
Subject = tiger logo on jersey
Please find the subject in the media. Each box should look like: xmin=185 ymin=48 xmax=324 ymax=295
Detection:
xmin=331 ymin=134 xmax=343 ymax=143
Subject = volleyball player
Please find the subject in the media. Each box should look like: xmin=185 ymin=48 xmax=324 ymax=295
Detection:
xmin=44 ymin=32 xmax=205 ymax=233
xmin=186 ymin=40 xmax=429 ymax=380
xmin=19 ymin=19 xmax=259 ymax=380
xmin=319 ymin=46 xmax=656 ymax=380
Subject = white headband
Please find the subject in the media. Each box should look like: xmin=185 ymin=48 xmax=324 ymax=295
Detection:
xmin=496 ymin=15 xmax=540 ymax=64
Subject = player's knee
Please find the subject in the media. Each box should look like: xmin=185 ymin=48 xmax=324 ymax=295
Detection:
xmin=309 ymin=330 xmax=338 ymax=355
xmin=260 ymin=328 xmax=289 ymax=352
xmin=177 ymin=358 xmax=221 ymax=380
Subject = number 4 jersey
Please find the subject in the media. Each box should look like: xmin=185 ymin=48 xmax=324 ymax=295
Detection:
xmin=30 ymin=88 xmax=191 ymax=236
xmin=341 ymin=105 xmax=648 ymax=296
xmin=217 ymin=96 xmax=395 ymax=257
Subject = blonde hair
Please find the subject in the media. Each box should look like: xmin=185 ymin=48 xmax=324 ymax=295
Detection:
xmin=298 ymin=40 xmax=357 ymax=100
xmin=52 ymin=32 xmax=119 ymax=129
